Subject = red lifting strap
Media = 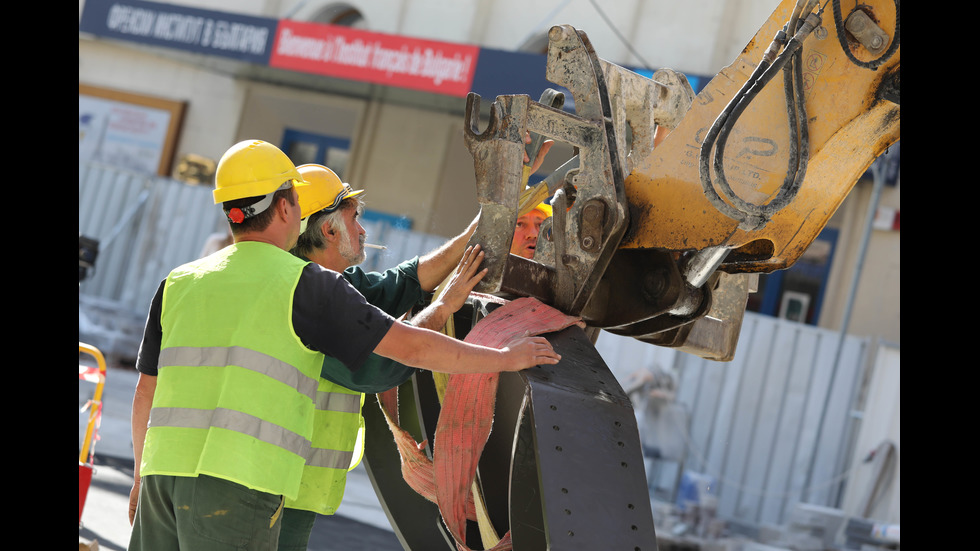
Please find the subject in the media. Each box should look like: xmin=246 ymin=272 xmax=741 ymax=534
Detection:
xmin=378 ymin=297 xmax=582 ymax=551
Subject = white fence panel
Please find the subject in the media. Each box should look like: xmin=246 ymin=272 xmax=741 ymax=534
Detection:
xmin=80 ymin=162 xmax=227 ymax=359
xmin=597 ymin=313 xmax=873 ymax=529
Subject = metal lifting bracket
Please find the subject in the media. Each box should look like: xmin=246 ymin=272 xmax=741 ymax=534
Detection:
xmin=462 ymin=25 xmax=627 ymax=316
xmin=462 ymin=25 xmax=694 ymax=316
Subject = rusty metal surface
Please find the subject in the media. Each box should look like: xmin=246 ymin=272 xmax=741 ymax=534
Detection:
xmin=463 ymin=93 xmax=530 ymax=294
xmin=465 ymin=24 xmax=625 ymax=316
xmin=463 ymin=25 xmax=698 ymax=317
xmin=667 ymin=272 xmax=756 ymax=361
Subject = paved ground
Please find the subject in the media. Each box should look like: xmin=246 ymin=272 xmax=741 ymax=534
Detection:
xmin=79 ymin=362 xmax=404 ymax=551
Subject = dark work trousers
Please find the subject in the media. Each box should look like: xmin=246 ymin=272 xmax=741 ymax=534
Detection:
xmin=129 ymin=474 xmax=284 ymax=551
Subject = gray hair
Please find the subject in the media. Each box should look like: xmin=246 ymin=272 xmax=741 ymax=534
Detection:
xmin=291 ymin=197 xmax=362 ymax=259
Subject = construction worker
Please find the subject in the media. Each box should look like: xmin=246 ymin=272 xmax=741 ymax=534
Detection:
xmin=274 ymin=163 xmax=490 ymax=548
xmin=510 ymin=129 xmax=555 ymax=260
xmin=510 ymin=201 xmax=553 ymax=259
xmin=127 ymin=139 xmax=561 ymax=551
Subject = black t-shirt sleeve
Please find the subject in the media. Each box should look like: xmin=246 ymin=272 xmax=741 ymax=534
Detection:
xmin=292 ymin=263 xmax=396 ymax=371
xmin=342 ymin=257 xmax=427 ymax=318
xmin=135 ymin=279 xmax=166 ymax=376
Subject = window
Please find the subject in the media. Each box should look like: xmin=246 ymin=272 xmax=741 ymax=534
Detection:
xmin=281 ymin=128 xmax=351 ymax=178
xmin=79 ymin=84 xmax=186 ymax=176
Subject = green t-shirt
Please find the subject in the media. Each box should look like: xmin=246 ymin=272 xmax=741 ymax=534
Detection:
xmin=319 ymin=257 xmax=427 ymax=393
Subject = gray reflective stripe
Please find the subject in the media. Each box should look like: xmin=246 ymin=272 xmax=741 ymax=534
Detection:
xmin=308 ymin=391 xmax=360 ymax=469
xmin=157 ymin=346 xmax=359 ymax=470
xmin=316 ymin=390 xmax=361 ymax=414
xmin=150 ymin=407 xmax=354 ymax=469
xmin=160 ymin=346 xmax=318 ymax=400
xmin=150 ymin=407 xmax=312 ymax=459
xmin=149 ymin=407 xmax=354 ymax=469
xmin=308 ymin=447 xmax=354 ymax=470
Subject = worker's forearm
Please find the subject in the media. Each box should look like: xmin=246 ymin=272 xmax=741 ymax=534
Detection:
xmin=375 ymin=323 xmax=494 ymax=373
xmin=406 ymin=300 xmax=453 ymax=333
xmin=416 ymin=215 xmax=479 ymax=291
xmin=374 ymin=322 xmax=523 ymax=374
xmin=130 ymin=373 xmax=157 ymax=480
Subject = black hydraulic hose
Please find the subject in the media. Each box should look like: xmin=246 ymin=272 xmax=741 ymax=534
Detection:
xmin=698 ymin=43 xmax=777 ymax=228
xmin=777 ymin=43 xmax=810 ymax=212
xmin=699 ymin=0 xmax=900 ymax=230
xmin=711 ymin=36 xmax=805 ymax=218
xmin=699 ymin=11 xmax=818 ymax=230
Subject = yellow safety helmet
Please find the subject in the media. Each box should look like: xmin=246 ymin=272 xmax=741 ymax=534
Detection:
xmin=296 ymin=164 xmax=365 ymax=219
xmin=213 ymin=140 xmax=309 ymax=204
xmin=529 ymin=202 xmax=553 ymax=218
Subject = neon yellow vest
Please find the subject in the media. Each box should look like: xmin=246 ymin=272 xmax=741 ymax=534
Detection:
xmin=141 ymin=241 xmax=361 ymax=509
xmin=285 ymin=380 xmax=365 ymax=514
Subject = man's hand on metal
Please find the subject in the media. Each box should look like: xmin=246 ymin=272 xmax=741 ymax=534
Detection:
xmin=436 ymin=244 xmax=487 ymax=314
xmin=500 ymin=331 xmax=561 ymax=371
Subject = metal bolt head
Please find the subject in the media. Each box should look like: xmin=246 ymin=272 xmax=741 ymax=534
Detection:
xmin=844 ymin=10 xmax=889 ymax=55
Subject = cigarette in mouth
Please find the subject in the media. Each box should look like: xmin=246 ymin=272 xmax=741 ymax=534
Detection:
xmin=364 ymin=243 xmax=387 ymax=250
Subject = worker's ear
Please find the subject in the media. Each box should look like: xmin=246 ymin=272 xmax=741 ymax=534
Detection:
xmin=321 ymin=220 xmax=338 ymax=242
xmin=274 ymin=195 xmax=291 ymax=222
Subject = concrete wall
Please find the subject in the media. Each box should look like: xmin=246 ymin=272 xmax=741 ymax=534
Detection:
xmin=237 ymin=83 xmax=365 ymax=147
xmin=821 ymin=179 xmax=901 ymax=342
xmin=351 ymin=103 xmax=462 ymax=232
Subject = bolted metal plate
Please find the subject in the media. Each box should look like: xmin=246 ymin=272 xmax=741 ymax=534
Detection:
xmin=502 ymin=325 xmax=659 ymax=550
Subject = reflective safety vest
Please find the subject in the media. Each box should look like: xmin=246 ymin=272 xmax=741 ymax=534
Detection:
xmin=285 ymin=379 xmax=365 ymax=514
xmin=141 ymin=242 xmax=363 ymax=510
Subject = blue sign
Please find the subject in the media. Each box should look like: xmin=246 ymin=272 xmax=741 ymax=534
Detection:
xmin=470 ymin=48 xmax=710 ymax=115
xmin=470 ymin=48 xmax=559 ymax=106
xmin=79 ymin=0 xmax=277 ymax=65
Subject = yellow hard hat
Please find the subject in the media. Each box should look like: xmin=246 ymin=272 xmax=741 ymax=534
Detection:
xmin=296 ymin=164 xmax=365 ymax=219
xmin=530 ymin=202 xmax=553 ymax=218
xmin=213 ymin=140 xmax=309 ymax=204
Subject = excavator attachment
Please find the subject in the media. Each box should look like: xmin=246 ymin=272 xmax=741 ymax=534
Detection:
xmin=462 ymin=0 xmax=899 ymax=361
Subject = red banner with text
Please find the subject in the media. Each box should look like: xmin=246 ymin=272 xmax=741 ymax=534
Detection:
xmin=270 ymin=20 xmax=479 ymax=97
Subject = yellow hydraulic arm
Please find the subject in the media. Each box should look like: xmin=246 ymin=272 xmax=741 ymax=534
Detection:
xmin=624 ymin=0 xmax=899 ymax=265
